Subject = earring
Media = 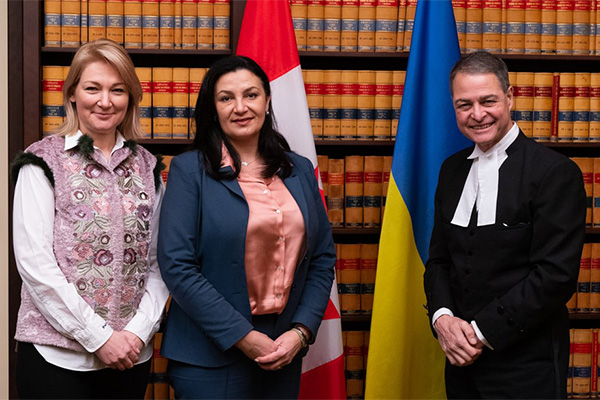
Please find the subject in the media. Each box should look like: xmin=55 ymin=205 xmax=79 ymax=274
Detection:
xmin=266 ymin=110 xmax=270 ymax=116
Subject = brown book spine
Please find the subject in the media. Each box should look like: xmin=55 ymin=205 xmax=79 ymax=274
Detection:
xmin=213 ymin=0 xmax=229 ymax=50
xmin=42 ymin=66 xmax=65 ymax=137
xmin=161 ymin=155 xmax=174 ymax=185
xmin=357 ymin=70 xmax=375 ymax=139
xmin=573 ymin=72 xmax=591 ymax=142
xmin=453 ymin=0 xmax=467 ymax=52
xmin=345 ymin=155 xmax=364 ymax=228
xmin=558 ymin=72 xmax=575 ymax=142
xmin=172 ymin=67 xmax=190 ymax=139
xmin=61 ymin=0 xmax=81 ymax=47
xmin=592 ymin=243 xmax=600 ymax=312
xmin=483 ymin=0 xmax=503 ymax=52
xmin=375 ymin=0 xmax=398 ymax=52
xmin=577 ymin=243 xmax=592 ymax=313
xmin=152 ymin=67 xmax=173 ymax=139
xmin=594 ymin=158 xmax=600 ymax=227
xmin=136 ymin=67 xmax=153 ymax=138
xmin=345 ymin=330 xmax=365 ymax=398
xmin=306 ymin=69 xmax=324 ymax=139
xmin=593 ymin=329 xmax=599 ymax=397
xmin=391 ymin=70 xmax=405 ymax=138
xmin=197 ymin=0 xmax=214 ymax=49
xmin=324 ymin=0 xmax=342 ymax=51
xmin=373 ymin=70 xmax=392 ymax=140
xmin=572 ymin=328 xmax=593 ymax=398
xmin=340 ymin=244 xmax=361 ymax=315
xmin=572 ymin=0 xmax=590 ymax=54
xmin=514 ymin=72 xmax=534 ymax=137
xmin=124 ymin=0 xmax=143 ymax=48
xmin=363 ymin=156 xmax=383 ymax=228
xmin=541 ymin=0 xmax=557 ymax=54
xmin=403 ymin=0 xmax=417 ymax=51
xmin=188 ymin=68 xmax=206 ymax=138
xmin=323 ymin=70 xmax=342 ymax=139
xmin=107 ymin=0 xmax=125 ymax=45
xmin=340 ymin=70 xmax=358 ymax=139
xmin=524 ymin=0 xmax=542 ymax=53
xmin=396 ymin=0 xmax=406 ymax=52
xmin=555 ymin=0 xmax=573 ymax=54
xmin=465 ymin=0 xmax=483 ymax=52
xmin=328 ymin=158 xmax=345 ymax=227
xmin=360 ymin=243 xmax=378 ymax=314
xmin=307 ymin=0 xmax=325 ymax=51
xmin=590 ymin=73 xmax=600 ymax=141
xmin=159 ymin=0 xmax=175 ymax=49
xmin=358 ymin=0 xmax=376 ymax=51
xmin=142 ymin=0 xmax=160 ymax=48
xmin=341 ymin=0 xmax=359 ymax=51
xmin=45 ymin=0 xmax=62 ymax=47
xmin=181 ymin=0 xmax=197 ymax=48
xmin=505 ymin=0 xmax=525 ymax=53
xmin=291 ymin=0 xmax=309 ymax=51
xmin=532 ymin=72 xmax=554 ymax=142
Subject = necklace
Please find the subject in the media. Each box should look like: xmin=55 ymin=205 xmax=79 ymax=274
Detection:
xmin=241 ymin=157 xmax=258 ymax=166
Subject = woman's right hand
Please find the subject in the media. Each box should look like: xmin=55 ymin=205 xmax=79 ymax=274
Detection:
xmin=234 ymin=330 xmax=278 ymax=361
xmin=95 ymin=331 xmax=141 ymax=370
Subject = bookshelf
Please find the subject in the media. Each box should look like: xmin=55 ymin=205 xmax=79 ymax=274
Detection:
xmin=7 ymin=0 xmax=600 ymax=398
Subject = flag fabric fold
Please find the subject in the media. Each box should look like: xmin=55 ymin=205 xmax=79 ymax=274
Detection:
xmin=365 ymin=1 xmax=471 ymax=398
xmin=236 ymin=2 xmax=346 ymax=399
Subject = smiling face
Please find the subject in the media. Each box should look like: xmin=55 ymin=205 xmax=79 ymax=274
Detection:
xmin=69 ymin=61 xmax=129 ymax=139
xmin=452 ymin=72 xmax=514 ymax=152
xmin=214 ymin=69 xmax=270 ymax=148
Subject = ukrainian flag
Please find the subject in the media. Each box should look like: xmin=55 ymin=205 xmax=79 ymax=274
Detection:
xmin=365 ymin=1 xmax=471 ymax=398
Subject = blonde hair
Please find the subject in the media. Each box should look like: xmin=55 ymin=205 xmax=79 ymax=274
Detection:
xmin=54 ymin=38 xmax=144 ymax=140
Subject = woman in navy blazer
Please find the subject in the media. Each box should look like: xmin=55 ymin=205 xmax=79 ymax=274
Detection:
xmin=157 ymin=56 xmax=336 ymax=399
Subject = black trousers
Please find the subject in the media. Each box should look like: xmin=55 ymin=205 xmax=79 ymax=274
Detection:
xmin=16 ymin=342 xmax=152 ymax=400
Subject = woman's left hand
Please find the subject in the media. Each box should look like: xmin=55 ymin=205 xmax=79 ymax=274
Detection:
xmin=254 ymin=330 xmax=303 ymax=371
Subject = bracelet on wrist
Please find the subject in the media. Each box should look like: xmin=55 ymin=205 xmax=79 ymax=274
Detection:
xmin=291 ymin=327 xmax=308 ymax=348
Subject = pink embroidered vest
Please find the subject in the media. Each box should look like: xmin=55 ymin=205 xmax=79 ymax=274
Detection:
xmin=15 ymin=135 xmax=157 ymax=352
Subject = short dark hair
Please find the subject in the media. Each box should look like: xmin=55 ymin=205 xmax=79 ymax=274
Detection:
xmin=191 ymin=55 xmax=292 ymax=180
xmin=449 ymin=51 xmax=510 ymax=95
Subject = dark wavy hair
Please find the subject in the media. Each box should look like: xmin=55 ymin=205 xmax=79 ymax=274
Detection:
xmin=191 ymin=55 xmax=292 ymax=180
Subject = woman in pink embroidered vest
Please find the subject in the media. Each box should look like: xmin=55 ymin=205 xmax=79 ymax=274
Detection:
xmin=11 ymin=39 xmax=169 ymax=399
xmin=157 ymin=56 xmax=336 ymax=399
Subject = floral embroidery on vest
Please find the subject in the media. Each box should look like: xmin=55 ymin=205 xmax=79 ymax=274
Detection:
xmin=14 ymin=135 xmax=157 ymax=351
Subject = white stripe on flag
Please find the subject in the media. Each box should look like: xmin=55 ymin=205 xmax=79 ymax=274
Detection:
xmin=301 ymin=317 xmax=344 ymax=373
xmin=270 ymin=66 xmax=317 ymax=167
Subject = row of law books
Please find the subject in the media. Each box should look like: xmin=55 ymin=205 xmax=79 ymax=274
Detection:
xmin=344 ymin=330 xmax=370 ymax=400
xmin=318 ymin=155 xmax=393 ymax=228
xmin=511 ymin=72 xmax=600 ymax=143
xmin=44 ymin=0 xmax=230 ymax=49
xmin=305 ymin=69 xmax=405 ymax=140
xmin=42 ymin=66 xmax=208 ymax=139
xmin=571 ymin=158 xmax=600 ymax=229
xmin=335 ymin=243 xmax=378 ymax=316
xmin=291 ymin=0 xmax=600 ymax=55
xmin=569 ymin=243 xmax=600 ymax=315
xmin=569 ymin=328 xmax=600 ymax=398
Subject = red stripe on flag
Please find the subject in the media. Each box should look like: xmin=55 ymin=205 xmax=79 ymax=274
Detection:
xmin=236 ymin=0 xmax=300 ymax=82
xmin=298 ymin=355 xmax=346 ymax=400
xmin=322 ymin=299 xmax=340 ymax=320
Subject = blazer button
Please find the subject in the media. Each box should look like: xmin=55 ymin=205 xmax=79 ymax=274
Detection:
xmin=507 ymin=318 xmax=516 ymax=327
xmin=497 ymin=306 xmax=505 ymax=314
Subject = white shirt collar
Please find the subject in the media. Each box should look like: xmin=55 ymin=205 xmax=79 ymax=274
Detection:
xmin=64 ymin=130 xmax=126 ymax=154
xmin=451 ymin=123 xmax=520 ymax=227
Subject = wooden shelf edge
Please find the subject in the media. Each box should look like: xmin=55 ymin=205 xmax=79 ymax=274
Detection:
xmin=332 ymin=228 xmax=380 ymax=235
xmin=569 ymin=313 xmax=600 ymax=320
xmin=42 ymin=47 xmax=232 ymax=56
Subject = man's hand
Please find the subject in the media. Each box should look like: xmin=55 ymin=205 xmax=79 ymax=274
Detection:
xmin=434 ymin=315 xmax=484 ymax=367
xmin=235 ymin=330 xmax=279 ymax=362
xmin=95 ymin=331 xmax=141 ymax=370
xmin=255 ymin=330 xmax=303 ymax=371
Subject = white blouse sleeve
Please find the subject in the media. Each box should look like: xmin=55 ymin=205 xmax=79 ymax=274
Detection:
xmin=13 ymin=164 xmax=113 ymax=352
xmin=123 ymin=182 xmax=170 ymax=344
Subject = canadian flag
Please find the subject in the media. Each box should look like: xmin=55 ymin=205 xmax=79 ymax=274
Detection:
xmin=237 ymin=1 xmax=346 ymax=399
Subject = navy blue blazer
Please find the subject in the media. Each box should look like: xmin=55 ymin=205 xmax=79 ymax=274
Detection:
xmin=157 ymin=150 xmax=336 ymax=367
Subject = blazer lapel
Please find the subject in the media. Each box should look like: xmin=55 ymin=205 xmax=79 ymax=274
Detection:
xmin=283 ymin=171 xmax=310 ymax=236
xmin=217 ymin=166 xmax=246 ymax=199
